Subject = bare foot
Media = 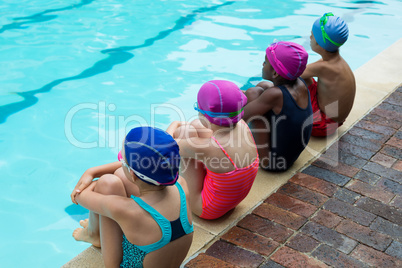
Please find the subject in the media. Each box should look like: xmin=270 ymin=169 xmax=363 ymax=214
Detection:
xmin=73 ymin=223 xmax=100 ymax=247
xmin=80 ymin=219 xmax=89 ymax=228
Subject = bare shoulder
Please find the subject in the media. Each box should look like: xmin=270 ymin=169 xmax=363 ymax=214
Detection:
xmin=260 ymin=85 xmax=282 ymax=99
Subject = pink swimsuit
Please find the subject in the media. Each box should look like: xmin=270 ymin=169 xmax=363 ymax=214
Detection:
xmin=200 ymin=128 xmax=259 ymax=220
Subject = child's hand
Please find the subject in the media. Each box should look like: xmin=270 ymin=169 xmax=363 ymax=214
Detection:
xmin=71 ymin=169 xmax=95 ymax=204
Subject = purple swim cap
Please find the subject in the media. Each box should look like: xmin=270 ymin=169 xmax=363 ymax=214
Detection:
xmin=196 ymin=80 xmax=247 ymax=127
xmin=266 ymin=41 xmax=308 ymax=80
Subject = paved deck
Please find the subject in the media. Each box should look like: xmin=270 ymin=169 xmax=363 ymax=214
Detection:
xmin=63 ymin=39 xmax=402 ymax=268
xmin=184 ymin=87 xmax=402 ymax=267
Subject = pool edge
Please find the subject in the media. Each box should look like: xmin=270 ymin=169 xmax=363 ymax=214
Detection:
xmin=62 ymin=38 xmax=402 ymax=268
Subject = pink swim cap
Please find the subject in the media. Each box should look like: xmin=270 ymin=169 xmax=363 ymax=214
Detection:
xmin=266 ymin=41 xmax=308 ymax=80
xmin=196 ymin=80 xmax=247 ymax=127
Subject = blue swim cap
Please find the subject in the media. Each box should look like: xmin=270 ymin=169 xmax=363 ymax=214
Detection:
xmin=124 ymin=126 xmax=180 ymax=186
xmin=312 ymin=13 xmax=349 ymax=52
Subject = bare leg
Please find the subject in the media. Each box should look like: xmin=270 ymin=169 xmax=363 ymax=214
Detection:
xmin=73 ymin=210 xmax=101 ymax=247
xmin=95 ymin=175 xmax=126 ymax=267
xmin=73 ymin=175 xmax=126 ymax=267
xmin=114 ymin=167 xmax=140 ymax=197
xmin=73 ymin=182 xmax=101 ymax=247
xmin=175 ymin=124 xmax=206 ymax=216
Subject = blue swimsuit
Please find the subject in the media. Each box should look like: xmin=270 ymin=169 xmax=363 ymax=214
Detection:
xmin=120 ymin=182 xmax=193 ymax=268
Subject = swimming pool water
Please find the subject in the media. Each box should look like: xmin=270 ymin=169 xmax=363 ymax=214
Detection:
xmin=0 ymin=0 xmax=401 ymax=267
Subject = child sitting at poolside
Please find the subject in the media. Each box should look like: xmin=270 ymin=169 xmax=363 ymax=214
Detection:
xmin=71 ymin=127 xmax=193 ymax=267
xmin=166 ymin=80 xmax=259 ymax=220
xmin=243 ymin=41 xmax=312 ymax=171
xmin=301 ymin=12 xmax=356 ymax=137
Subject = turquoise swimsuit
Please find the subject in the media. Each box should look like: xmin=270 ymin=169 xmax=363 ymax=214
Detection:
xmin=120 ymin=182 xmax=193 ymax=268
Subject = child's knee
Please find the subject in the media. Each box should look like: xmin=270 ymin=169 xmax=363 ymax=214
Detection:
xmin=245 ymin=86 xmax=264 ymax=101
xmin=95 ymin=174 xmax=125 ymax=195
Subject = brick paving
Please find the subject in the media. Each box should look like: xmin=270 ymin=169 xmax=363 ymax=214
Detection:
xmin=185 ymin=87 xmax=402 ymax=268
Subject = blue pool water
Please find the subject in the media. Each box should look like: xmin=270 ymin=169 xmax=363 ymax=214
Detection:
xmin=0 ymin=0 xmax=401 ymax=267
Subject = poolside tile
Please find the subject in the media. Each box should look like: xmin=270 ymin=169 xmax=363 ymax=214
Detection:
xmin=355 ymin=197 xmax=402 ymax=224
xmin=385 ymin=91 xmax=402 ymax=107
xmin=390 ymin=195 xmax=402 ymax=208
xmin=385 ymin=241 xmax=402 ymax=260
xmin=259 ymin=260 xmax=285 ymax=268
xmin=301 ymin=222 xmax=358 ymax=254
xmin=380 ymin=145 xmax=402 ymax=160
xmin=340 ymin=133 xmax=383 ymax=152
xmin=286 ymin=233 xmax=320 ymax=253
xmin=334 ymin=187 xmax=362 ymax=204
xmin=184 ymin=253 xmax=238 ymax=268
xmin=371 ymin=107 xmax=402 ymax=124
xmin=348 ymin=126 xmax=389 ymax=143
xmin=289 ymin=173 xmax=338 ymax=197
xmin=237 ymin=214 xmax=293 ymax=243
xmin=386 ymin=136 xmax=402 ymax=149
xmin=265 ymin=192 xmax=318 ymax=218
xmin=354 ymin=119 xmax=396 ymax=137
xmin=312 ymin=158 xmax=360 ymax=178
xmin=253 ymin=203 xmax=307 ymax=230
xmin=354 ymin=170 xmax=381 ymax=185
xmin=336 ymin=219 xmax=392 ymax=251
xmin=362 ymin=113 xmax=402 ymax=130
xmin=205 ymin=240 xmax=265 ymax=268
xmin=338 ymin=141 xmax=377 ymax=160
xmin=393 ymin=160 xmax=402 ymax=171
xmin=378 ymin=101 xmax=402 ymax=114
xmin=370 ymin=217 xmax=402 ymax=243
xmin=311 ymin=209 xmax=343 ymax=229
xmin=221 ymin=226 xmax=279 ymax=256
xmin=363 ymin=161 xmax=402 ymax=183
xmin=270 ymin=246 xmax=329 ymax=268
xmin=376 ymin=177 xmax=402 ymax=195
xmin=302 ymin=165 xmax=351 ymax=186
xmin=323 ymin=198 xmax=376 ymax=226
xmin=277 ymin=182 xmax=328 ymax=206
xmin=312 ymin=244 xmax=370 ymax=268
xmin=346 ymin=179 xmax=395 ymax=203
xmin=370 ymin=152 xmax=397 ymax=168
xmin=350 ymin=244 xmax=402 ymax=267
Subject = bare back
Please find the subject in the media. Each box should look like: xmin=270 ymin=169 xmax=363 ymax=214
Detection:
xmin=202 ymin=120 xmax=258 ymax=173
xmin=118 ymin=178 xmax=193 ymax=267
xmin=305 ymin=55 xmax=356 ymax=122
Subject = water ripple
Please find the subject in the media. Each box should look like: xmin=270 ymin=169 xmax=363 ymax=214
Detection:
xmin=0 ymin=1 xmax=235 ymax=124
xmin=0 ymin=0 xmax=95 ymax=34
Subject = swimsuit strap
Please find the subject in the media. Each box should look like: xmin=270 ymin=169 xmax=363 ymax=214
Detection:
xmin=298 ymin=77 xmax=309 ymax=89
xmin=129 ymin=182 xmax=192 ymax=253
xmin=176 ymin=182 xmax=194 ymax=234
xmin=210 ymin=136 xmax=237 ymax=169
xmin=130 ymin=195 xmax=172 ymax=253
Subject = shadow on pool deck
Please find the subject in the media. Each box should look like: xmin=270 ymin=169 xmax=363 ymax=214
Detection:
xmin=63 ymin=39 xmax=402 ymax=268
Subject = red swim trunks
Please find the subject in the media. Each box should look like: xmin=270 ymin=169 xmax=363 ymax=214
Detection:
xmin=309 ymin=79 xmax=343 ymax=137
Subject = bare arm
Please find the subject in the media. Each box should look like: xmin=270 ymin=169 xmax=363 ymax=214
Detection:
xmin=301 ymin=60 xmax=325 ymax=82
xmin=243 ymin=87 xmax=282 ymax=122
xmin=75 ymin=181 xmax=126 ymax=220
xmin=71 ymin=161 xmax=122 ymax=204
